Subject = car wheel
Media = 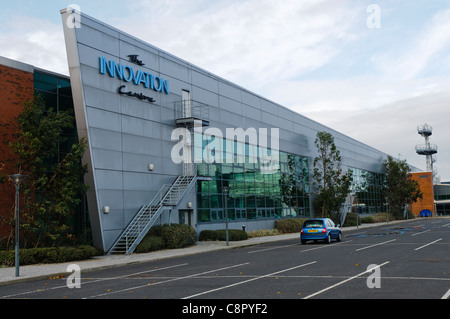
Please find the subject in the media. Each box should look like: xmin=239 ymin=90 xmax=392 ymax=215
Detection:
xmin=337 ymin=232 xmax=342 ymax=242
xmin=325 ymin=233 xmax=331 ymax=244
xmin=301 ymin=239 xmax=307 ymax=245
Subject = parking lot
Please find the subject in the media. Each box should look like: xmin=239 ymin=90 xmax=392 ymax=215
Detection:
xmin=1 ymin=218 xmax=449 ymax=302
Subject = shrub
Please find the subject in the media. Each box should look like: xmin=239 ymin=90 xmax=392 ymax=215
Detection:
xmin=198 ymin=230 xmax=217 ymax=241
xmin=135 ymin=236 xmax=165 ymax=254
xmin=247 ymin=229 xmax=280 ymax=238
xmin=343 ymin=213 xmax=357 ymax=227
xmin=135 ymin=224 xmax=197 ymax=253
xmin=198 ymin=229 xmax=248 ymax=241
xmin=161 ymin=224 xmax=196 ymax=249
xmin=360 ymin=216 xmax=375 ymax=224
xmin=0 ymin=245 xmax=100 ymax=267
xmin=274 ymin=218 xmax=306 ymax=234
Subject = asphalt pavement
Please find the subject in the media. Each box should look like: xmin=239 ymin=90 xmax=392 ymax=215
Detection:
xmin=0 ymin=217 xmax=425 ymax=287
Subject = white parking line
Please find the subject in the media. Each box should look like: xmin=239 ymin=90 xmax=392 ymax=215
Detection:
xmin=1 ymin=263 xmax=189 ymax=299
xmin=303 ymin=261 xmax=390 ymax=299
xmin=442 ymin=289 xmax=450 ymax=299
xmin=414 ymin=238 xmax=443 ymax=251
xmin=182 ymin=261 xmax=317 ymax=299
xmin=411 ymin=229 xmax=431 ymax=236
xmin=84 ymin=262 xmax=250 ymax=299
xmin=355 ymin=239 xmax=396 ymax=252
xmin=248 ymin=243 xmax=298 ymax=254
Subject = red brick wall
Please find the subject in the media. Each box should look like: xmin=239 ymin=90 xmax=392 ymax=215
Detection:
xmin=0 ymin=64 xmax=34 ymax=240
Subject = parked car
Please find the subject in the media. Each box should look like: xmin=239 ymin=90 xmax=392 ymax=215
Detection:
xmin=300 ymin=218 xmax=342 ymax=244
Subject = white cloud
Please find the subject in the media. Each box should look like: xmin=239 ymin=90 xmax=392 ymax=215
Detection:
xmin=376 ymin=8 xmax=450 ymax=81
xmin=119 ymin=0 xmax=363 ymax=92
xmin=0 ymin=16 xmax=68 ymax=75
xmin=328 ymin=90 xmax=450 ymax=179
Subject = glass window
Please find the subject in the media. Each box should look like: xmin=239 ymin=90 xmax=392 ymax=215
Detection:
xmin=198 ymin=209 xmax=210 ymax=222
xmin=196 ymin=151 xmax=311 ymax=223
xmin=34 ymin=72 xmax=57 ymax=92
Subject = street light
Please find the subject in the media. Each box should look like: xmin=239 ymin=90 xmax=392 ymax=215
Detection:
xmin=8 ymin=174 xmax=27 ymax=277
xmin=222 ymin=186 xmax=229 ymax=246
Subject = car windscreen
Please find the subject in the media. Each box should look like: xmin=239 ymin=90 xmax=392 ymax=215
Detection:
xmin=303 ymin=220 xmax=324 ymax=228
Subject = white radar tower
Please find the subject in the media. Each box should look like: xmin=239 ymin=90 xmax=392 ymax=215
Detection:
xmin=415 ymin=124 xmax=438 ymax=172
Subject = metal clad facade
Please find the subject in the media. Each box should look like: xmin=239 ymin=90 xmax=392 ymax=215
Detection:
xmin=61 ymin=10 xmax=387 ymax=252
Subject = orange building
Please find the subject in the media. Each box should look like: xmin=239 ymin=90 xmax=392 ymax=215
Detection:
xmin=410 ymin=172 xmax=435 ymax=217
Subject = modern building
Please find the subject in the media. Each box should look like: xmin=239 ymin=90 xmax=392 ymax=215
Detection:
xmin=434 ymin=183 xmax=450 ymax=216
xmin=0 ymin=9 xmax=412 ymax=254
xmin=410 ymin=172 xmax=435 ymax=217
xmin=58 ymin=9 xmax=397 ymax=254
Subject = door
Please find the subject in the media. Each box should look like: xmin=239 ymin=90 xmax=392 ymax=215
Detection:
xmin=182 ymin=89 xmax=191 ymax=118
xmin=179 ymin=209 xmax=193 ymax=226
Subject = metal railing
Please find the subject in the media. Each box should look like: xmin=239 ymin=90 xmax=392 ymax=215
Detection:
xmin=108 ymin=175 xmax=197 ymax=254
xmin=415 ymin=144 xmax=438 ymax=155
xmin=174 ymin=100 xmax=210 ymax=124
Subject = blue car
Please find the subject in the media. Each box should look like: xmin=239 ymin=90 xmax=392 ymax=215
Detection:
xmin=300 ymin=218 xmax=342 ymax=244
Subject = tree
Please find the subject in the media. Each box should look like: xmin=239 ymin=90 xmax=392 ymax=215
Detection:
xmin=2 ymin=94 xmax=88 ymax=248
xmin=383 ymin=156 xmax=422 ymax=219
xmin=313 ymin=131 xmax=352 ymax=219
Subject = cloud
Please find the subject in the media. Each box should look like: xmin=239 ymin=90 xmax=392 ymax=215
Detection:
xmin=327 ymin=85 xmax=450 ymax=180
xmin=0 ymin=16 xmax=68 ymax=75
xmin=119 ymin=0 xmax=363 ymax=92
xmin=376 ymin=8 xmax=450 ymax=81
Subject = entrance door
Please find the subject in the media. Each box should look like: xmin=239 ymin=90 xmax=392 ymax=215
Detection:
xmin=179 ymin=209 xmax=193 ymax=226
xmin=182 ymin=89 xmax=191 ymax=118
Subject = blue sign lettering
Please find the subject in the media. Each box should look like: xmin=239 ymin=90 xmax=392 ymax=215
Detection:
xmin=99 ymin=56 xmax=169 ymax=94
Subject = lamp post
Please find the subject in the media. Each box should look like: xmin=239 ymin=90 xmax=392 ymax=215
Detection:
xmin=222 ymin=186 xmax=229 ymax=246
xmin=8 ymin=174 xmax=27 ymax=277
xmin=385 ymin=196 xmax=389 ymax=224
xmin=306 ymin=192 xmax=312 ymax=218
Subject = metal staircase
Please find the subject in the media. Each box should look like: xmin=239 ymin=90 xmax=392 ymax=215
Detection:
xmin=108 ymin=175 xmax=196 ymax=255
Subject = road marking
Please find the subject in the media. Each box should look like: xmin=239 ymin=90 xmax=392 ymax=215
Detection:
xmin=303 ymin=261 xmax=390 ymax=299
xmin=355 ymin=239 xmax=396 ymax=251
xmin=442 ymin=289 xmax=450 ymax=299
xmin=248 ymin=243 xmax=299 ymax=254
xmin=299 ymin=240 xmax=352 ymax=253
xmin=411 ymin=229 xmax=431 ymax=236
xmin=0 ymin=262 xmax=189 ymax=299
xmin=182 ymin=261 xmax=317 ymax=299
xmin=84 ymin=262 xmax=250 ymax=299
xmin=414 ymin=238 xmax=443 ymax=251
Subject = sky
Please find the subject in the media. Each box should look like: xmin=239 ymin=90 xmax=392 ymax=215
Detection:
xmin=1 ymin=0 xmax=450 ymax=180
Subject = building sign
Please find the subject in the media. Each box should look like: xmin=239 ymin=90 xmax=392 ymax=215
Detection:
xmin=99 ymin=56 xmax=169 ymax=100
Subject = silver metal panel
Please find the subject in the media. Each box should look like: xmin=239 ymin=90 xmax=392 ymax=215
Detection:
xmin=61 ymin=8 xmax=104 ymax=250
xmin=219 ymin=96 xmax=242 ymax=115
xmin=89 ymin=128 xmax=122 ymax=152
xmin=159 ymin=56 xmax=190 ymax=83
xmin=192 ymin=70 xmax=219 ymax=94
xmin=92 ymin=149 xmax=123 ymax=171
